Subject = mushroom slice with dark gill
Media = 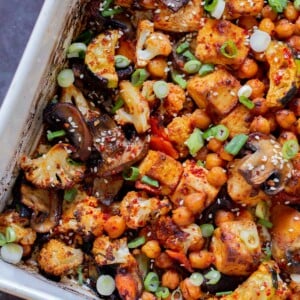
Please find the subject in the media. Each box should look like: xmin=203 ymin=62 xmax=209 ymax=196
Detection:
xmin=20 ymin=184 xmax=61 ymax=233
xmin=89 ymin=114 xmax=149 ymax=176
xmin=43 ymin=102 xmax=93 ymax=161
xmin=238 ymin=133 xmax=292 ymax=195
xmin=159 ymin=0 xmax=189 ymax=12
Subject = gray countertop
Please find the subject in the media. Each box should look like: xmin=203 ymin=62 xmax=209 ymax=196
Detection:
xmin=0 ymin=1 xmax=44 ymax=298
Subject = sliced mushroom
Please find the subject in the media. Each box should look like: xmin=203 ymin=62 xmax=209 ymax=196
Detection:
xmin=159 ymin=0 xmax=189 ymax=11
xmin=43 ymin=102 xmax=93 ymax=161
xmin=20 ymin=184 xmax=61 ymax=233
xmin=238 ymin=133 xmax=292 ymax=195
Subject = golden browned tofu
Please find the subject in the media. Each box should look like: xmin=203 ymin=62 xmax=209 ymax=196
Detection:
xmin=223 ymin=0 xmax=264 ymax=19
xmin=171 ymin=160 xmax=220 ymax=206
xmin=221 ymin=104 xmax=252 ymax=137
xmin=187 ymin=69 xmax=240 ymax=116
xmin=271 ymin=205 xmax=300 ymax=273
xmin=211 ymin=220 xmax=262 ymax=276
xmin=138 ymin=150 xmax=183 ymax=195
xmin=154 ymin=0 xmax=203 ymax=32
xmin=223 ymin=261 xmax=291 ymax=300
xmin=195 ymin=19 xmax=249 ymax=65
xmin=38 ymin=239 xmax=83 ymax=276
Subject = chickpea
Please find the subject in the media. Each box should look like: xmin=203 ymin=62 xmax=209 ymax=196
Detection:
xmin=246 ymin=79 xmax=265 ymax=99
xmin=190 ymin=109 xmax=211 ymax=130
xmin=155 ymin=252 xmax=173 ymax=269
xmin=289 ymin=98 xmax=300 ymax=117
xmin=265 ymin=113 xmax=278 ymax=131
xmin=104 ymin=215 xmax=126 ymax=238
xmin=207 ymin=167 xmax=227 ymax=187
xmin=284 ymin=2 xmax=299 ymax=22
xmin=184 ymin=192 xmax=207 ymax=215
xmin=259 ymin=18 xmax=275 ymax=35
xmin=162 ymin=270 xmax=181 ymax=290
xmin=295 ymin=16 xmax=300 ymax=35
xmin=238 ymin=16 xmax=258 ymax=30
xmin=215 ymin=210 xmax=235 ymax=227
xmin=141 ymin=240 xmax=161 ymax=259
xmin=180 ymin=278 xmax=203 ymax=300
xmin=276 ymin=109 xmax=297 ymax=129
xmin=189 ymin=237 xmax=205 ymax=252
xmin=207 ymin=138 xmax=223 ymax=153
xmin=262 ymin=5 xmax=278 ymax=21
xmin=189 ymin=250 xmax=214 ymax=269
xmin=219 ymin=147 xmax=234 ymax=161
xmin=249 ymin=116 xmax=271 ymax=134
xmin=278 ymin=131 xmax=298 ymax=145
xmin=172 ymin=207 xmax=194 ymax=227
xmin=251 ymin=97 xmax=269 ymax=115
xmin=205 ymin=153 xmax=224 ymax=169
xmin=288 ymin=35 xmax=300 ymax=51
xmin=275 ymin=19 xmax=295 ymax=39
xmin=236 ymin=58 xmax=258 ymax=79
xmin=147 ymin=57 xmax=168 ymax=79
xmin=141 ymin=291 xmax=156 ymax=300
xmin=296 ymin=119 xmax=300 ymax=135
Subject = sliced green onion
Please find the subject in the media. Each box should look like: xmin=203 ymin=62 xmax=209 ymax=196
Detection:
xmin=144 ymin=272 xmax=159 ymax=292
xmin=67 ymin=42 xmax=87 ymax=58
xmin=66 ymin=157 xmax=83 ymax=166
xmin=258 ymin=218 xmax=273 ymax=229
xmin=240 ymin=229 xmax=260 ymax=249
xmin=204 ymin=269 xmax=221 ymax=285
xmin=171 ymin=70 xmax=187 ymax=89
xmin=224 ymin=134 xmax=248 ymax=156
xmin=255 ymin=201 xmax=268 ymax=220
xmin=239 ymin=96 xmax=255 ymax=109
xmin=153 ymin=80 xmax=169 ymax=99
xmin=204 ymin=0 xmax=218 ymax=12
xmin=5 ymin=227 xmax=16 ymax=243
xmin=47 ymin=130 xmax=66 ymax=141
xmin=75 ymin=30 xmax=93 ymax=45
xmin=141 ymin=175 xmax=160 ymax=188
xmin=64 ymin=188 xmax=78 ymax=203
xmin=282 ymin=139 xmax=299 ymax=160
xmin=135 ymin=253 xmax=149 ymax=279
xmin=101 ymin=0 xmax=113 ymax=11
xmin=1 ymin=243 xmax=23 ymax=264
xmin=182 ymin=50 xmax=197 ymax=61
xmin=111 ymin=97 xmax=124 ymax=113
xmin=96 ymin=274 xmax=115 ymax=296
xmin=203 ymin=125 xmax=229 ymax=142
xmin=185 ymin=128 xmax=204 ymax=157
xmin=268 ymin=0 xmax=288 ymax=13
xmin=295 ymin=0 xmax=300 ymax=10
xmin=156 ymin=287 xmax=170 ymax=299
xmin=184 ymin=60 xmax=201 ymax=74
xmin=101 ymin=7 xmax=123 ymax=17
xmin=199 ymin=64 xmax=214 ymax=76
xmin=77 ymin=266 xmax=83 ymax=286
xmin=0 ymin=233 xmax=6 ymax=246
xmin=57 ymin=69 xmax=75 ymax=88
xmin=262 ymin=246 xmax=272 ymax=260
xmin=215 ymin=291 xmax=233 ymax=296
xmin=171 ymin=288 xmax=183 ymax=300
xmin=176 ymin=42 xmax=190 ymax=54
xmin=128 ymin=236 xmax=146 ymax=249
xmin=200 ymin=224 xmax=214 ymax=237
xmin=115 ymin=55 xmax=131 ymax=69
xmin=122 ymin=167 xmax=140 ymax=181
xmin=131 ymin=68 xmax=150 ymax=87
xmin=220 ymin=40 xmax=238 ymax=59
xmin=189 ymin=272 xmax=204 ymax=286
xmin=197 ymin=160 xmax=205 ymax=167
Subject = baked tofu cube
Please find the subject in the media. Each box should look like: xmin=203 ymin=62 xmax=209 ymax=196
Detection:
xmin=187 ymin=69 xmax=240 ymax=116
xmin=154 ymin=0 xmax=203 ymax=32
xmin=220 ymin=104 xmax=252 ymax=138
xmin=211 ymin=220 xmax=262 ymax=276
xmin=138 ymin=150 xmax=183 ymax=195
xmin=223 ymin=0 xmax=264 ymax=20
xmin=195 ymin=19 xmax=249 ymax=65
xmin=171 ymin=160 xmax=220 ymax=206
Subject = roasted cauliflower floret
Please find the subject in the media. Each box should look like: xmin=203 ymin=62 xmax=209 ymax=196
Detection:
xmin=92 ymin=236 xmax=132 ymax=266
xmin=171 ymin=160 xmax=220 ymax=207
xmin=85 ymin=30 xmax=119 ymax=88
xmin=211 ymin=220 xmax=262 ymax=276
xmin=120 ymin=191 xmax=171 ymax=229
xmin=57 ymin=191 xmax=105 ymax=237
xmin=38 ymin=239 xmax=83 ymax=276
xmin=115 ymin=81 xmax=150 ymax=133
xmin=195 ymin=19 xmax=249 ymax=65
xmin=136 ymin=20 xmax=172 ymax=68
xmin=161 ymin=83 xmax=186 ymax=116
xmin=222 ymin=261 xmax=290 ymax=300
xmin=20 ymin=143 xmax=86 ymax=189
xmin=138 ymin=150 xmax=183 ymax=195
xmin=154 ymin=0 xmax=203 ymax=32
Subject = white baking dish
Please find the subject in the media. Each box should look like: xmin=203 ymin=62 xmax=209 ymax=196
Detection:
xmin=0 ymin=0 xmax=99 ymax=299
